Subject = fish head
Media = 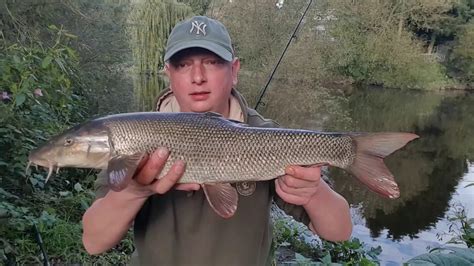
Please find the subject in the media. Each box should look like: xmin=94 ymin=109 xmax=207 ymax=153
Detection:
xmin=28 ymin=121 xmax=111 ymax=170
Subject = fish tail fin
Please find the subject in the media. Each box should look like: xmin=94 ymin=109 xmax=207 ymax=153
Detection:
xmin=346 ymin=132 xmax=418 ymax=199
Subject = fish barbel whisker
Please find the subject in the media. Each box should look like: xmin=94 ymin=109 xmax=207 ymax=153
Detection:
xmin=45 ymin=163 xmax=56 ymax=183
xmin=25 ymin=161 xmax=32 ymax=176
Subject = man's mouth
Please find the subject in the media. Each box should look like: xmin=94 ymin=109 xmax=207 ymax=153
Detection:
xmin=190 ymin=91 xmax=210 ymax=101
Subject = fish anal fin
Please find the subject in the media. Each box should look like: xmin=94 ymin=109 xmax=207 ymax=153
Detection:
xmin=107 ymin=152 xmax=146 ymax=191
xmin=202 ymin=183 xmax=238 ymax=219
xmin=347 ymin=132 xmax=418 ymax=199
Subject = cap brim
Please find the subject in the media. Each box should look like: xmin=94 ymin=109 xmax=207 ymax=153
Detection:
xmin=164 ymin=39 xmax=233 ymax=62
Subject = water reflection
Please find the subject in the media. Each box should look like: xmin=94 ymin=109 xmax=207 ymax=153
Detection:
xmin=327 ymin=87 xmax=474 ymax=239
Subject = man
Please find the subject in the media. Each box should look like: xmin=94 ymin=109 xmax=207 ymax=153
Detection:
xmin=82 ymin=16 xmax=351 ymax=265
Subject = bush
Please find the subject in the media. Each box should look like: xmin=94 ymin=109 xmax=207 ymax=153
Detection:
xmin=272 ymin=218 xmax=381 ymax=265
xmin=0 ymin=27 xmax=133 ymax=264
xmin=449 ymin=22 xmax=474 ymax=84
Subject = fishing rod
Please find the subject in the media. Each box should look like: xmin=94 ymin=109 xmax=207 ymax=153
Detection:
xmin=33 ymin=224 xmax=50 ymax=266
xmin=254 ymin=0 xmax=313 ymax=111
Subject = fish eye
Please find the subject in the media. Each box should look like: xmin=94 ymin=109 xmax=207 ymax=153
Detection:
xmin=64 ymin=138 xmax=74 ymax=146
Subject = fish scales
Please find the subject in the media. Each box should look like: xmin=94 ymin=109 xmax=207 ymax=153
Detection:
xmin=102 ymin=113 xmax=356 ymax=184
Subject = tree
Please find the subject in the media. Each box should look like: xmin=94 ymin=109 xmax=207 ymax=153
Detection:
xmin=450 ymin=22 xmax=474 ymax=83
xmin=324 ymin=0 xmax=448 ymax=89
xmin=127 ymin=0 xmax=192 ymax=74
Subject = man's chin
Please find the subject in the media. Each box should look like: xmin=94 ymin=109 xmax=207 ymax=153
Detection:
xmin=189 ymin=104 xmax=213 ymax=114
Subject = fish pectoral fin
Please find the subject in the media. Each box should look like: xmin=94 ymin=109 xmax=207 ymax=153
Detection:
xmin=107 ymin=152 xmax=146 ymax=192
xmin=202 ymin=183 xmax=238 ymax=219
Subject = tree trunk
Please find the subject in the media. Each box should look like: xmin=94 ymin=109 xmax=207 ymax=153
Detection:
xmin=427 ymin=33 xmax=437 ymax=54
xmin=398 ymin=16 xmax=403 ymax=39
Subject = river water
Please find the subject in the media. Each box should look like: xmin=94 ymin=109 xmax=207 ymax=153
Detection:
xmin=260 ymin=86 xmax=474 ymax=264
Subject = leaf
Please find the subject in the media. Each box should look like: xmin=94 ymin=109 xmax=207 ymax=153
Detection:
xmin=0 ymin=188 xmax=19 ymax=199
xmin=64 ymin=33 xmax=78 ymax=39
xmin=15 ymin=94 xmax=26 ymax=107
xmin=320 ymin=254 xmax=332 ymax=264
xmin=406 ymin=247 xmax=474 ymax=265
xmin=59 ymin=191 xmax=70 ymax=197
xmin=74 ymin=183 xmax=84 ymax=192
xmin=294 ymin=252 xmax=311 ymax=262
xmin=41 ymin=56 xmax=53 ymax=69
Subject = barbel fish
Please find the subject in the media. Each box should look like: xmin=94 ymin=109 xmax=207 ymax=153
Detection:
xmin=28 ymin=112 xmax=418 ymax=218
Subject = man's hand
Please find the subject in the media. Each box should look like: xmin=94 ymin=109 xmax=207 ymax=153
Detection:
xmin=133 ymin=148 xmax=200 ymax=194
xmin=275 ymin=165 xmax=322 ymax=206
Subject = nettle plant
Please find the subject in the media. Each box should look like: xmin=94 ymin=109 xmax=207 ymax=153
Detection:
xmin=0 ymin=25 xmax=87 ymax=185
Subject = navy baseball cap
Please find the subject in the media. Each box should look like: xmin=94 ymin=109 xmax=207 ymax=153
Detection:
xmin=164 ymin=16 xmax=234 ymax=62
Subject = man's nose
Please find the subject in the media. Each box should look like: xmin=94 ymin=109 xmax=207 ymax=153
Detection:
xmin=191 ymin=64 xmax=206 ymax=84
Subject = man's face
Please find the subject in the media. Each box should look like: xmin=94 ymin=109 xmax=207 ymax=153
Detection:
xmin=165 ymin=48 xmax=240 ymax=117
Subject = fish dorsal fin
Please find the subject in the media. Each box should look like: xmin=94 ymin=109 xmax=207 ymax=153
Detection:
xmin=202 ymin=183 xmax=238 ymax=219
xmin=204 ymin=111 xmax=223 ymax=117
xmin=227 ymin=118 xmax=248 ymax=126
xmin=203 ymin=111 xmax=248 ymax=126
xmin=107 ymin=152 xmax=146 ymax=191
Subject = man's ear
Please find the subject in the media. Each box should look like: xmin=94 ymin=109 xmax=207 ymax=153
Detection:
xmin=231 ymin=58 xmax=240 ymax=86
xmin=164 ymin=63 xmax=171 ymax=77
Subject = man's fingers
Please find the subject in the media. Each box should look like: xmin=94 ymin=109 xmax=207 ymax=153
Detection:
xmin=275 ymin=179 xmax=308 ymax=206
xmin=280 ymin=175 xmax=318 ymax=189
xmin=277 ymin=177 xmax=317 ymax=196
xmin=285 ymin=165 xmax=322 ymax=182
xmin=135 ymin=148 xmax=169 ymax=185
xmin=175 ymin=183 xmax=201 ymax=191
xmin=136 ymin=153 xmax=150 ymax=170
xmin=151 ymin=160 xmax=186 ymax=194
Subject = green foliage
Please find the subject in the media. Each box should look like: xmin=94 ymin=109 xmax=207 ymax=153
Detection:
xmin=0 ymin=25 xmax=133 ymax=264
xmin=127 ymin=0 xmax=193 ymax=74
xmin=272 ymin=219 xmax=381 ymax=265
xmin=324 ymin=0 xmax=449 ymax=90
xmin=406 ymin=247 xmax=474 ymax=265
xmin=179 ymin=0 xmax=210 ymax=15
xmin=449 ymin=22 xmax=474 ymax=83
xmin=445 ymin=206 xmax=474 ymax=248
xmin=0 ymin=179 xmax=134 ymax=264
xmin=218 ymin=0 xmax=301 ymax=72
xmin=0 ymin=27 xmax=87 ymax=185
xmin=319 ymin=238 xmax=382 ymax=265
xmin=405 ymin=205 xmax=474 ymax=265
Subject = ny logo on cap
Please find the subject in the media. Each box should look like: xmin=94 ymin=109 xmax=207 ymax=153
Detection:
xmin=190 ymin=21 xmax=207 ymax=36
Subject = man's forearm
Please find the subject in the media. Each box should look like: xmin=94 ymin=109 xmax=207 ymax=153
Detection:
xmin=82 ymin=188 xmax=149 ymax=254
xmin=303 ymin=180 xmax=352 ymax=241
